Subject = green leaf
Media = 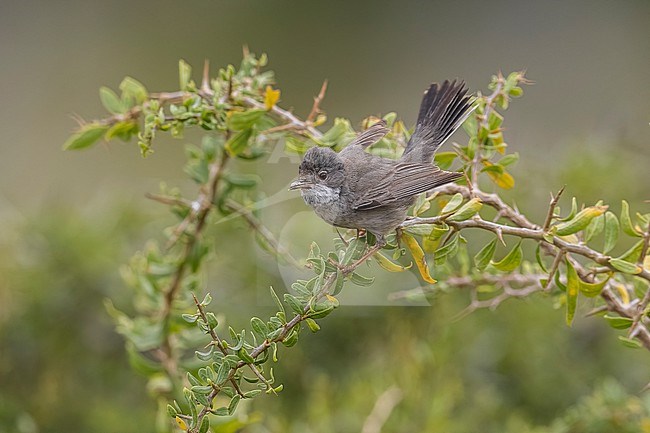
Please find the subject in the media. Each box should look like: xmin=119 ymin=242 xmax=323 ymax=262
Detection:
xmin=342 ymin=238 xmax=366 ymax=265
xmin=321 ymin=117 xmax=352 ymax=146
xmin=269 ymin=286 xmax=285 ymax=315
xmin=412 ymin=193 xmax=431 ymax=216
xmin=578 ymin=274 xmax=609 ymax=298
xmin=565 ymin=259 xmax=579 ymax=326
xmin=179 ymin=59 xmax=192 ymax=90
xmin=105 ymin=121 xmax=138 ymax=142
xmin=213 ymin=407 xmax=229 ymax=417
xmin=237 ymin=348 xmax=255 ymax=364
xmin=305 ymin=318 xmax=321 ymax=332
xmin=434 ymin=234 xmax=459 ymax=266
xmin=224 ymin=173 xmax=259 ymax=189
xmin=474 ymin=238 xmax=497 ymax=271
xmin=283 ymin=293 xmax=304 ymax=315
xmin=602 ymin=211 xmax=620 ymax=254
xmin=535 ymin=244 xmax=548 ymax=273
xmin=373 ymin=251 xmax=411 ymax=272
xmin=99 ymin=86 xmax=124 ymax=114
xmin=228 ymin=109 xmax=266 ymax=131
xmin=307 ymin=304 xmax=334 ymax=319
xmin=559 ymin=197 xmax=578 ymax=222
xmin=584 ymin=212 xmax=604 ymax=243
xmin=63 ymin=123 xmax=109 ymax=150
xmin=441 ymin=193 xmax=463 ymax=214
xmin=332 ymin=271 xmax=344 ymax=296
xmin=609 ymin=258 xmax=642 ymax=275
xmin=191 ymin=385 xmax=212 ymax=395
xmin=423 ymin=223 xmax=449 ymax=253
xmin=617 ymin=239 xmax=644 ymax=263
xmin=166 ymin=404 xmax=177 ymax=418
xmin=244 ymin=389 xmax=262 ymax=398
xmin=225 ymin=129 xmax=253 ymax=156
xmin=447 ymin=198 xmax=482 ymax=222
xmin=462 ymin=113 xmax=477 ymax=136
xmin=604 ymin=315 xmax=634 ymax=330
xmin=215 ymin=361 xmax=230 ymax=385
xmin=198 ymin=416 xmax=210 ymax=433
xmin=621 ymin=200 xmax=642 ymax=237
xmin=618 ymin=336 xmax=642 ymax=349
xmin=250 ymin=317 xmax=268 ymax=342
xmin=119 ymin=77 xmax=148 ymax=105
xmin=433 ymin=151 xmax=457 ymax=170
xmin=554 ymin=205 xmax=608 ymax=236
xmin=488 ymin=111 xmax=503 ymax=131
xmin=499 ymin=152 xmax=519 ymax=167
xmin=349 ymin=272 xmax=375 ymax=286
xmin=404 ymin=224 xmax=435 ymax=237
xmin=182 ymin=313 xmax=198 ymax=324
xmin=228 ymin=395 xmax=241 ymax=415
xmin=282 ymin=329 xmax=299 ymax=347
xmin=491 ymin=241 xmax=523 ymax=272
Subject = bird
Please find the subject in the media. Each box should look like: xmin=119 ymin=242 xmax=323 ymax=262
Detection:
xmin=290 ymin=79 xmax=473 ymax=250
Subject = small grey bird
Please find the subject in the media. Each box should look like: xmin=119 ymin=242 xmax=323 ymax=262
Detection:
xmin=290 ymin=80 xmax=473 ymax=247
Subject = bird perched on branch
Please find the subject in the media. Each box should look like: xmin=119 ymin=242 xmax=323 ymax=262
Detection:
xmin=290 ymin=80 xmax=474 ymax=249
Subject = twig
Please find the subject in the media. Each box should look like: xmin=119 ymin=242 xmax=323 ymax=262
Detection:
xmin=307 ymin=80 xmax=328 ymax=123
xmin=398 ymin=182 xmax=650 ymax=350
xmin=191 ymin=293 xmax=244 ymax=398
xmin=542 ymin=186 xmax=565 ymax=231
xmin=544 ymin=249 xmax=565 ymax=291
xmin=241 ymin=96 xmax=324 ymax=139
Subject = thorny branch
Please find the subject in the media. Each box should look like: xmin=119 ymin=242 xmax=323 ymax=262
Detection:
xmin=400 ymin=183 xmax=650 ymax=349
xmin=114 ymin=76 xmax=329 ymax=382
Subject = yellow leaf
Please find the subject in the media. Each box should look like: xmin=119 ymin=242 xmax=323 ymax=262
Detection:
xmin=488 ymin=169 xmax=514 ymax=189
xmin=402 ymin=233 xmax=436 ymax=284
xmin=175 ymin=416 xmax=188 ymax=431
xmin=615 ymin=283 xmax=630 ymax=305
xmin=264 ymin=85 xmax=281 ymax=110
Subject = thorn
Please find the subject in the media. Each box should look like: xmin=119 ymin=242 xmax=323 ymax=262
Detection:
xmin=584 ymin=305 xmax=608 ymax=317
xmin=201 ymin=59 xmax=210 ymax=93
xmin=69 ymin=112 xmax=86 ymax=128
xmin=463 ymin=171 xmax=474 ymax=197
xmin=496 ymin=227 xmax=506 ymax=246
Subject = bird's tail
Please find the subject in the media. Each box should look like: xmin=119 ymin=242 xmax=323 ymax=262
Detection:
xmin=402 ymin=80 xmax=474 ymax=164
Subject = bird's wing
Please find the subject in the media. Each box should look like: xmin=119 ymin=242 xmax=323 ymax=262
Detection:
xmin=343 ymin=120 xmax=390 ymax=151
xmin=353 ymin=163 xmax=462 ymax=210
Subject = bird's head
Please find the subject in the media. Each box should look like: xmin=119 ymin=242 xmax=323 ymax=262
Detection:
xmin=290 ymin=147 xmax=345 ymax=192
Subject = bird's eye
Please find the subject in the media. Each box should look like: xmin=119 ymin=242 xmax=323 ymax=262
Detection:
xmin=317 ymin=170 xmax=328 ymax=180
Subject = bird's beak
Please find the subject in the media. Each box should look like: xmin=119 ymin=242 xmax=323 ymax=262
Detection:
xmin=289 ymin=178 xmax=313 ymax=190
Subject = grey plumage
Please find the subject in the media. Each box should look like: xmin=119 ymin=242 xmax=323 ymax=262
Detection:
xmin=290 ymin=80 xmax=474 ymax=245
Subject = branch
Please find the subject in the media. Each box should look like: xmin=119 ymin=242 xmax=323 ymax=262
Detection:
xmin=399 ymin=183 xmax=650 ymax=350
xmin=241 ymin=96 xmax=324 ymax=139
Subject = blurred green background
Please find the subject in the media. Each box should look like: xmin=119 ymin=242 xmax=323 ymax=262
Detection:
xmin=1 ymin=1 xmax=649 ymax=432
